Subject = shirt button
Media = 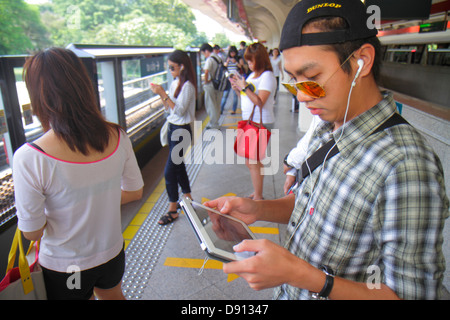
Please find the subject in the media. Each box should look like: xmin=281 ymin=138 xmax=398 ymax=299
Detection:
xmin=291 ymin=221 xmax=296 ymax=227
xmin=304 ymin=192 xmax=310 ymax=197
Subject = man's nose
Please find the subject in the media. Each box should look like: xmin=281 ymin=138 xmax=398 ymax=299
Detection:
xmin=296 ymin=90 xmax=316 ymax=103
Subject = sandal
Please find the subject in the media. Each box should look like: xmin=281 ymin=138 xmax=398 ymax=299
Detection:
xmin=158 ymin=211 xmax=178 ymax=225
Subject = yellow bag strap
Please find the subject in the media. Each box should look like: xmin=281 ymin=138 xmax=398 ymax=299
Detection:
xmin=6 ymin=228 xmax=20 ymax=274
xmin=26 ymin=240 xmax=38 ymax=256
xmin=6 ymin=227 xmax=34 ymax=295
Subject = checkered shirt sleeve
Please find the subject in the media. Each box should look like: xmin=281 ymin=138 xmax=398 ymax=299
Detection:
xmin=273 ymin=93 xmax=449 ymax=300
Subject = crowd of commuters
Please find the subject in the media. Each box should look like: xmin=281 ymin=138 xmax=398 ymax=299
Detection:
xmin=11 ymin=0 xmax=448 ymax=301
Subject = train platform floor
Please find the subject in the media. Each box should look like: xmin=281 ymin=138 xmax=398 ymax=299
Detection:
xmin=120 ymin=92 xmax=450 ymax=300
xmin=120 ymin=92 xmax=299 ymax=300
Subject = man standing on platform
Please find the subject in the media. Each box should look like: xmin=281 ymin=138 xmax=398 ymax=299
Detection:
xmin=205 ymin=0 xmax=449 ymax=300
xmin=200 ymin=43 xmax=222 ymax=129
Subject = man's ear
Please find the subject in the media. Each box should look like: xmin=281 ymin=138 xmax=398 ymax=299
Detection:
xmin=354 ymin=43 xmax=376 ymax=78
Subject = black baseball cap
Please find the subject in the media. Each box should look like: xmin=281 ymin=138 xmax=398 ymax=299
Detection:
xmin=279 ymin=0 xmax=378 ymax=51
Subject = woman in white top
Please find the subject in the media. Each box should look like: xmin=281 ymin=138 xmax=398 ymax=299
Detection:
xmin=14 ymin=48 xmax=144 ymax=300
xmin=220 ymin=45 xmax=243 ymax=114
xmin=230 ymin=42 xmax=277 ymax=200
xmin=270 ymin=48 xmax=283 ymax=98
xmin=150 ymin=50 xmax=197 ymax=225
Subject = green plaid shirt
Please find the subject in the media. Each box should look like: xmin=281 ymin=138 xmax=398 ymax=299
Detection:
xmin=274 ymin=92 xmax=449 ymax=300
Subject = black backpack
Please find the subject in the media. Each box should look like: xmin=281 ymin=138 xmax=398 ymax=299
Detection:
xmin=211 ymin=56 xmax=229 ymax=91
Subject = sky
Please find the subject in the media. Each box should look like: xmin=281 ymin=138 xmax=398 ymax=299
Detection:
xmin=191 ymin=9 xmax=247 ymax=42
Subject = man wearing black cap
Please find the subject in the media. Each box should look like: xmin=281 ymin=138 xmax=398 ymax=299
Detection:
xmin=205 ymin=0 xmax=448 ymax=300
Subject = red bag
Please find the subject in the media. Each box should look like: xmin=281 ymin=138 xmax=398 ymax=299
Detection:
xmin=234 ymin=105 xmax=271 ymax=161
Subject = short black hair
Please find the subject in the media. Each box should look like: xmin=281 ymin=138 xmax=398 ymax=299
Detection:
xmin=304 ymin=17 xmax=382 ymax=83
xmin=200 ymin=43 xmax=213 ymax=52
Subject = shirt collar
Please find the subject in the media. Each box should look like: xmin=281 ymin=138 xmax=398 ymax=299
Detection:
xmin=321 ymin=91 xmax=397 ymax=157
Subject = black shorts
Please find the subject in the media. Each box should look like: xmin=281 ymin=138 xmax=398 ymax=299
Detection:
xmin=41 ymin=247 xmax=125 ymax=300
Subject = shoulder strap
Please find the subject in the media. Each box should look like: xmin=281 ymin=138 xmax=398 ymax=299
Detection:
xmin=371 ymin=112 xmax=409 ymax=135
xmin=300 ymin=113 xmax=408 ymax=180
xmin=29 ymin=142 xmax=46 ymax=153
xmin=300 ymin=139 xmax=338 ymax=180
xmin=211 ymin=56 xmax=221 ymax=66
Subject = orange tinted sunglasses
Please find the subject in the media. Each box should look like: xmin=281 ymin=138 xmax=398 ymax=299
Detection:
xmin=282 ymin=52 xmax=355 ymax=99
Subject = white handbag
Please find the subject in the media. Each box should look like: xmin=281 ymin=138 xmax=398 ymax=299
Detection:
xmin=160 ymin=120 xmax=169 ymax=147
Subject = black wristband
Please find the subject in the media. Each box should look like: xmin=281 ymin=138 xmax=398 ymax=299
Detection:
xmin=312 ymin=265 xmax=334 ymax=299
xmin=283 ymin=154 xmax=293 ymax=169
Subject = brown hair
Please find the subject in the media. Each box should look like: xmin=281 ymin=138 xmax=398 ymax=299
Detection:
xmin=168 ymin=50 xmax=197 ymax=98
xmin=244 ymin=42 xmax=273 ymax=73
xmin=23 ymin=48 xmax=121 ymax=155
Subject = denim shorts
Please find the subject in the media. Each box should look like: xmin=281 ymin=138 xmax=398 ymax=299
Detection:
xmin=41 ymin=247 xmax=125 ymax=300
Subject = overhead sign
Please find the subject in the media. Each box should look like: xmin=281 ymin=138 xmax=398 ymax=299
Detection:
xmin=419 ymin=21 xmax=448 ymax=33
xmin=140 ymin=55 xmax=166 ymax=78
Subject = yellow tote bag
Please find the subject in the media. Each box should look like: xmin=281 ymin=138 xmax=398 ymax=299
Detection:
xmin=0 ymin=227 xmax=47 ymax=300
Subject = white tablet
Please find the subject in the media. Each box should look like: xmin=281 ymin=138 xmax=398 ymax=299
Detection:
xmin=179 ymin=196 xmax=256 ymax=262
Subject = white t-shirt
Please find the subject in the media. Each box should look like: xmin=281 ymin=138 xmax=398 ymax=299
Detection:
xmin=270 ymin=55 xmax=282 ymax=77
xmin=286 ymin=115 xmax=322 ymax=176
xmin=13 ymin=130 xmax=144 ymax=272
xmin=166 ymin=79 xmax=196 ymax=125
xmin=240 ymin=70 xmax=276 ymax=124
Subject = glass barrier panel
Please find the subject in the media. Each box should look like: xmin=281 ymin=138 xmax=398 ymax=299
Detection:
xmin=0 ymin=86 xmax=15 ymax=228
xmin=14 ymin=67 xmax=44 ymax=143
xmin=121 ymin=56 xmax=170 ymax=138
xmin=97 ymin=61 xmax=119 ymax=124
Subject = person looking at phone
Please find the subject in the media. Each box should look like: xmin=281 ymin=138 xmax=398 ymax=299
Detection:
xmin=206 ymin=0 xmax=448 ymax=300
xmin=220 ymin=46 xmax=243 ymax=115
xmin=229 ymin=42 xmax=277 ymax=200
xmin=150 ymin=50 xmax=196 ymax=225
xmin=14 ymin=48 xmax=144 ymax=299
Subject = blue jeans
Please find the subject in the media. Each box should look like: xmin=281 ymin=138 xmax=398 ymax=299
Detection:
xmin=220 ymin=88 xmax=238 ymax=113
xmin=165 ymin=123 xmax=192 ymax=203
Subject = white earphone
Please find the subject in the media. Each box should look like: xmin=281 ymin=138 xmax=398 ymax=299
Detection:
xmin=286 ymin=58 xmax=365 ymax=246
xmin=352 ymin=59 xmax=364 ymax=87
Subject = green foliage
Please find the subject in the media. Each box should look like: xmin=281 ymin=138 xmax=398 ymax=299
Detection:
xmin=211 ymin=33 xmax=231 ymax=49
xmin=1 ymin=0 xmax=233 ymax=54
xmin=0 ymin=0 xmax=50 ymax=55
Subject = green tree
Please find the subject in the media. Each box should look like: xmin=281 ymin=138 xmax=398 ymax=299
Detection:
xmin=3 ymin=0 xmax=225 ymax=52
xmin=211 ymin=33 xmax=232 ymax=49
xmin=127 ymin=0 xmax=197 ymax=35
xmin=47 ymin=0 xmax=199 ymax=46
xmin=0 ymin=0 xmax=50 ymax=55
xmin=51 ymin=0 xmax=130 ymax=30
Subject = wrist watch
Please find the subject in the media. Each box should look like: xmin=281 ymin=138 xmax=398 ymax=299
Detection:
xmin=311 ymin=265 xmax=334 ymax=300
xmin=283 ymin=154 xmax=293 ymax=169
xmin=241 ymin=83 xmax=251 ymax=92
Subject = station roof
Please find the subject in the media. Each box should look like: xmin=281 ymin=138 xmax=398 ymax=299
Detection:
xmin=181 ymin=0 xmax=450 ymax=48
